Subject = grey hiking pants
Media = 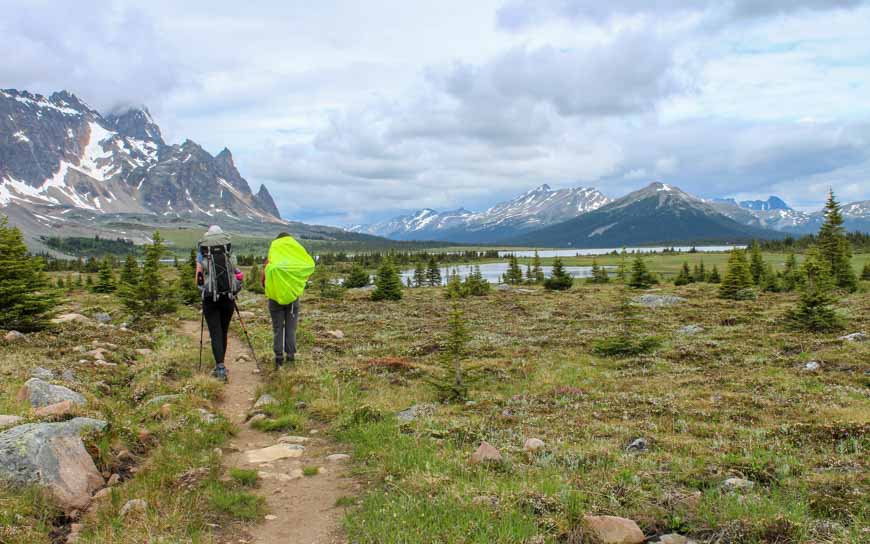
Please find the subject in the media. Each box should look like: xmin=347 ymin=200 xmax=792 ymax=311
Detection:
xmin=268 ymin=299 xmax=300 ymax=358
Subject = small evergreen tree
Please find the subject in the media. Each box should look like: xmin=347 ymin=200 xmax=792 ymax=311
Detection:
xmin=748 ymin=241 xmax=765 ymax=285
xmin=413 ymin=260 xmax=426 ymax=288
xmin=592 ymin=265 xmax=661 ymax=357
xmin=694 ymin=261 xmax=706 ymax=283
xmin=760 ymin=264 xmax=781 ymax=292
xmin=85 ymin=275 xmax=93 ymax=288
xmin=315 ymin=268 xmax=345 ymax=299
xmin=118 ymin=231 xmax=177 ymax=317
xmin=92 ymin=256 xmax=116 ymax=293
xmin=708 ymin=265 xmax=721 ymax=283
xmin=615 ymin=249 xmax=629 ymax=282
xmin=862 ymin=262 xmax=870 ymax=281
xmin=544 ymin=257 xmax=573 ymax=291
xmin=179 ymin=248 xmax=202 ymax=303
xmin=817 ymin=189 xmax=857 ymax=291
xmin=531 ymin=251 xmax=545 ymax=284
xmin=504 ymin=255 xmax=524 ymax=285
xmin=0 ymin=217 xmax=55 ymax=331
xmin=462 ymin=265 xmax=490 ymax=296
xmin=674 ymin=262 xmax=693 ymax=286
xmin=628 ymin=255 xmax=656 ymax=289
xmin=344 ymin=264 xmax=370 ymax=289
xmin=371 ymin=258 xmax=403 ymax=301
xmin=589 ymin=259 xmax=609 ymax=284
xmin=445 ymin=269 xmax=464 ymax=299
xmin=719 ymin=248 xmax=755 ymax=300
xmin=56 ymin=277 xmax=65 ymax=289
xmin=245 ymin=262 xmax=265 ymax=294
xmin=75 ymin=274 xmax=84 ymax=288
xmin=785 ymin=247 xmax=843 ymax=332
xmin=781 ymin=253 xmax=802 ymax=292
xmin=425 ymin=257 xmax=442 ymax=287
xmin=426 ymin=300 xmax=472 ymax=402
xmin=120 ymin=254 xmax=139 ymax=286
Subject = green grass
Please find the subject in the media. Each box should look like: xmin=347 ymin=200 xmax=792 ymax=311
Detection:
xmin=302 ymin=466 xmax=320 ymax=477
xmin=229 ymin=468 xmax=260 ymax=487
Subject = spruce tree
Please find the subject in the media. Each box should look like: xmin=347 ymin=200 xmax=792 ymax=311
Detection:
xmin=708 ymin=265 xmax=721 ymax=283
xmin=179 ymin=248 xmax=201 ymax=303
xmin=628 ymin=255 xmax=656 ymax=289
xmin=413 ymin=260 xmax=426 ymax=287
xmin=92 ymin=256 xmax=116 ymax=293
xmin=120 ymin=254 xmax=139 ymax=285
xmin=445 ymin=269 xmax=464 ymax=299
xmin=425 ymin=256 xmax=442 ymax=287
xmin=785 ymin=247 xmax=842 ymax=332
xmin=674 ymin=262 xmax=693 ymax=286
xmin=592 ymin=262 xmax=660 ymax=357
xmin=748 ymin=241 xmax=765 ymax=285
xmin=817 ymin=189 xmax=857 ymax=291
xmin=75 ymin=274 xmax=84 ymax=288
xmin=615 ymin=249 xmax=628 ymax=282
xmin=544 ymin=257 xmax=573 ymax=291
xmin=719 ymin=248 xmax=754 ymax=299
xmin=589 ymin=259 xmax=609 ymax=284
xmin=245 ymin=262 xmax=265 ymax=294
xmin=425 ymin=300 xmax=471 ymax=402
xmin=760 ymin=264 xmax=781 ymax=292
xmin=531 ymin=251 xmax=545 ymax=284
xmin=118 ymin=231 xmax=177 ymax=317
xmin=504 ymin=255 xmax=523 ymax=285
xmin=782 ymin=253 xmax=802 ymax=292
xmin=862 ymin=262 xmax=870 ymax=281
xmin=0 ymin=217 xmax=55 ymax=331
xmin=371 ymin=258 xmax=403 ymax=301
xmin=56 ymin=277 xmax=65 ymax=289
xmin=694 ymin=261 xmax=706 ymax=283
xmin=85 ymin=275 xmax=93 ymax=288
xmin=463 ymin=265 xmax=490 ymax=296
xmin=344 ymin=264 xmax=370 ymax=289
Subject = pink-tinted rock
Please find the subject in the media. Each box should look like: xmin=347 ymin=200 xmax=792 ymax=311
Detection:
xmin=582 ymin=515 xmax=645 ymax=544
xmin=469 ymin=441 xmax=502 ymax=464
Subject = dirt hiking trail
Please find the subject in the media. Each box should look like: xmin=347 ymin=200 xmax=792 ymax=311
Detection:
xmin=181 ymin=320 xmax=354 ymax=544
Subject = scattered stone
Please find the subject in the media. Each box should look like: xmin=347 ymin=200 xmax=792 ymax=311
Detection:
xmin=326 ymin=453 xmax=351 ymax=462
xmin=677 ymin=324 xmax=703 ymax=335
xmin=248 ymin=414 xmax=267 ymax=426
xmin=18 ymin=378 xmax=85 ymax=408
xmin=145 ymin=394 xmax=181 ymax=407
xmin=258 ymin=470 xmax=302 ymax=482
xmin=0 ymin=415 xmax=23 ymax=428
xmin=658 ymin=534 xmax=697 ymax=544
xmin=61 ymin=369 xmax=76 ymax=382
xmin=804 ymin=361 xmax=821 ymax=371
xmin=839 ymin=332 xmax=867 ymax=343
xmin=85 ymin=348 xmax=109 ymax=361
xmin=51 ymin=313 xmax=92 ymax=325
xmin=354 ymin=284 xmax=376 ymax=292
xmin=159 ymin=404 xmax=172 ymax=418
xmin=196 ymin=409 xmax=218 ymax=424
xmin=582 ymin=515 xmax=645 ymax=544
xmin=4 ymin=330 xmax=26 ymax=342
xmin=722 ymin=477 xmax=755 ymax=492
xmin=523 ymin=438 xmax=545 ymax=452
xmin=135 ymin=348 xmax=153 ymax=356
xmin=253 ymin=394 xmax=277 ymax=410
xmin=92 ymin=312 xmax=112 ymax=323
xmin=95 ymin=361 xmax=118 ymax=368
xmin=242 ymin=444 xmax=305 ymax=464
xmin=277 ymin=435 xmax=310 ymax=445
xmin=326 ymin=329 xmax=345 ymax=339
xmin=264 ymin=514 xmax=277 ymax=521
xmin=396 ymin=403 xmax=436 ymax=423
xmin=635 ymin=294 xmax=686 ymax=308
xmin=92 ymin=488 xmax=111 ymax=501
xmin=0 ymin=418 xmax=107 ymax=512
xmin=239 ymin=310 xmax=256 ymax=319
xmin=34 ymin=400 xmax=76 ymax=418
xmin=496 ymin=284 xmax=512 ymax=292
xmin=469 ymin=441 xmax=502 ymax=465
xmin=107 ymin=473 xmax=120 ymax=486
xmin=30 ymin=367 xmax=55 ymax=380
xmin=119 ymin=498 xmax=148 ymax=517
xmin=626 ymin=438 xmax=648 ymax=452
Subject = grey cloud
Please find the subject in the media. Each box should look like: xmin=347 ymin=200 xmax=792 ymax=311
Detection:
xmin=497 ymin=0 xmax=868 ymax=29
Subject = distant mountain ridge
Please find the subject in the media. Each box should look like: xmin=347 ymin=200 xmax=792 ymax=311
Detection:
xmin=509 ymin=182 xmax=784 ymax=247
xmin=351 ymin=184 xmax=611 ymax=243
xmin=711 ymin=196 xmax=870 ymax=235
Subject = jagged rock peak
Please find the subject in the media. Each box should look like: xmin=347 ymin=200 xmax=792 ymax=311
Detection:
xmin=255 ymin=184 xmax=281 ymax=219
xmin=105 ymin=106 xmax=164 ymax=145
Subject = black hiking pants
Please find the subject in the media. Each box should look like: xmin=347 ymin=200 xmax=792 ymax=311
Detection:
xmin=268 ymin=299 xmax=300 ymax=359
xmin=203 ymin=295 xmax=234 ymax=366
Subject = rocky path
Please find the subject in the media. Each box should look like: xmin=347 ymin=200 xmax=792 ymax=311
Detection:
xmin=181 ymin=320 xmax=353 ymax=544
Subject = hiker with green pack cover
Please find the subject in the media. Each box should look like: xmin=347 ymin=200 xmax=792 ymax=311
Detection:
xmin=262 ymin=232 xmax=315 ymax=368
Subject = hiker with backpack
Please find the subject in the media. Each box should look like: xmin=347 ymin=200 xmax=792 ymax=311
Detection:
xmin=262 ymin=232 xmax=315 ymax=369
xmin=196 ymin=225 xmax=243 ymax=381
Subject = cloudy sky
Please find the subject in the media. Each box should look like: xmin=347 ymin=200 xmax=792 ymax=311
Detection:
xmin=4 ymin=0 xmax=870 ymax=225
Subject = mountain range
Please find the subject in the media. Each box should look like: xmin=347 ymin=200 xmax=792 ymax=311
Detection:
xmin=350 ymin=184 xmax=611 ymax=243
xmin=0 ymin=88 xmax=379 ymax=252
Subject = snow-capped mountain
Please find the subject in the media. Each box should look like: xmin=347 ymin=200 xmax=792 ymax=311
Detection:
xmin=351 ymin=184 xmax=610 ymax=243
xmin=711 ymin=195 xmax=870 ymax=234
xmin=737 ymin=196 xmax=791 ymax=212
xmin=0 ymin=88 xmax=283 ymax=228
xmin=511 ymin=182 xmax=781 ymax=247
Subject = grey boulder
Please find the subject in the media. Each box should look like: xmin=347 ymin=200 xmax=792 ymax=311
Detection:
xmin=18 ymin=378 xmax=85 ymax=408
xmin=635 ymin=294 xmax=686 ymax=308
xmin=0 ymin=417 xmax=107 ymax=512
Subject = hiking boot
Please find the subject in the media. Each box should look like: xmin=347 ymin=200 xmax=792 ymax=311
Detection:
xmin=212 ymin=364 xmax=228 ymax=382
xmin=286 ymin=353 xmax=295 ymax=365
xmin=274 ymin=355 xmax=285 ymax=369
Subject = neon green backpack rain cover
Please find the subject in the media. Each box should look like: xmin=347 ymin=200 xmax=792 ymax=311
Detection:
xmin=265 ymin=236 xmax=315 ymax=304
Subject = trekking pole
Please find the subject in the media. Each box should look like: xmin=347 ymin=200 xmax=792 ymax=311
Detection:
xmin=198 ymin=308 xmax=205 ymax=372
xmin=233 ymin=301 xmax=261 ymax=372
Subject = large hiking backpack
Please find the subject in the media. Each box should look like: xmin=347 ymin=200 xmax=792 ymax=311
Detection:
xmin=198 ymin=231 xmax=242 ymax=301
xmin=265 ymin=236 xmax=315 ymax=305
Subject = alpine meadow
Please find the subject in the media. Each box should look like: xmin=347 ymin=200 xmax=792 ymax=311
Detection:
xmin=2 ymin=2 xmax=870 ymax=544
